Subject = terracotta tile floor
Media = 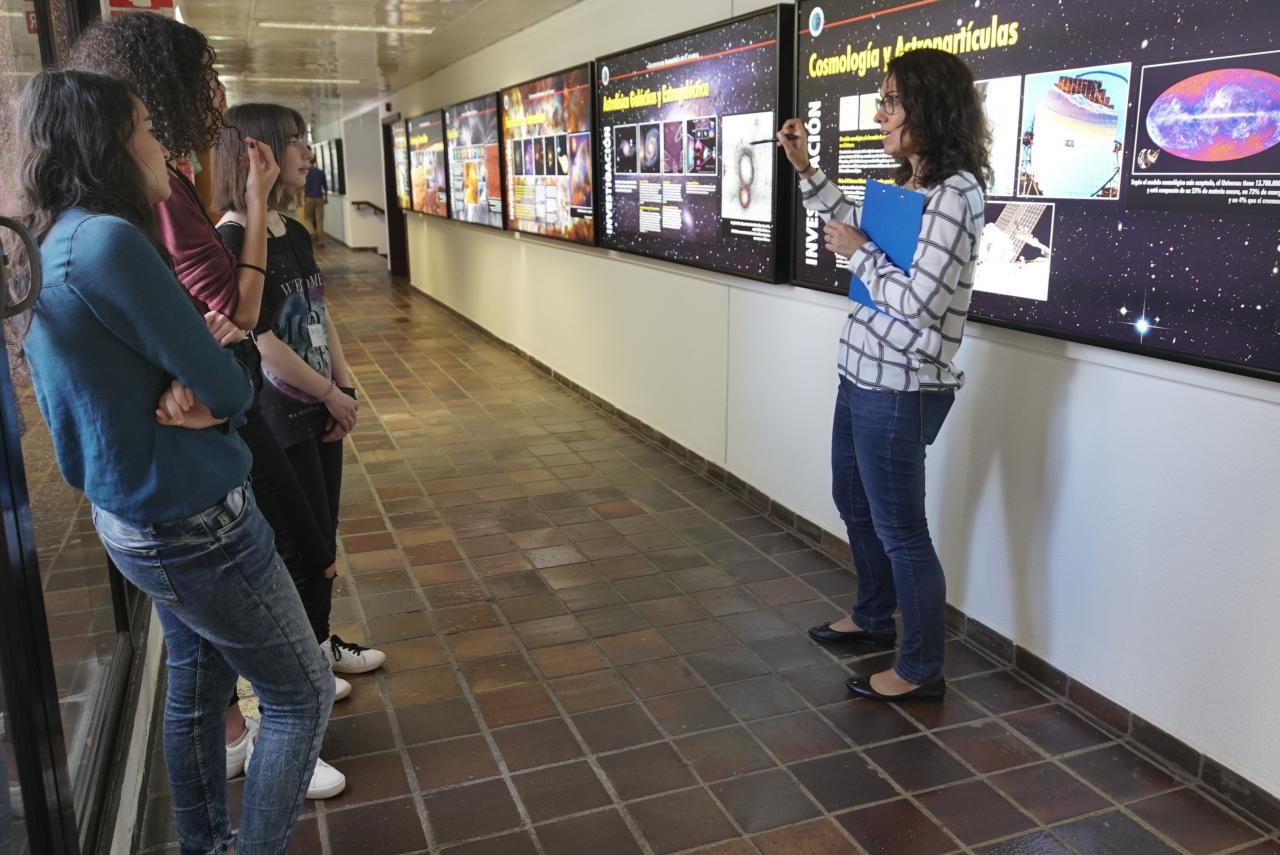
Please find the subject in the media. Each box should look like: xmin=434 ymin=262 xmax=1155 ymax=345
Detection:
xmin=137 ymin=247 xmax=1280 ymax=854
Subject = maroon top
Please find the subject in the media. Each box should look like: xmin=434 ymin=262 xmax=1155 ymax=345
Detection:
xmin=154 ymin=166 xmax=238 ymax=317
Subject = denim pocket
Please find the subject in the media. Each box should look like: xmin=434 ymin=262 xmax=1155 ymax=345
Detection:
xmin=91 ymin=508 xmax=180 ymax=605
xmin=212 ymin=485 xmax=250 ymax=537
xmin=919 ymin=391 xmax=955 ymax=445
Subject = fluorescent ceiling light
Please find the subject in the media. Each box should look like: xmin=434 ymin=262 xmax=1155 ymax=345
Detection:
xmin=2 ymin=10 xmax=24 ymax=16
xmin=256 ymin=20 xmax=434 ymax=35
xmin=221 ymin=75 xmax=363 ymax=85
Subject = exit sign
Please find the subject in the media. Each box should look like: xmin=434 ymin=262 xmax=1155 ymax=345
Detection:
xmin=103 ymin=0 xmax=175 ymax=17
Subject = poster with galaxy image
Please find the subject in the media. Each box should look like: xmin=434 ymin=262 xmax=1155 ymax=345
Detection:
xmin=721 ymin=112 xmax=776 ymax=223
xmin=445 ymin=94 xmax=505 ymax=229
xmin=407 ymin=112 xmax=448 ymax=217
xmin=795 ymin=0 xmax=1280 ymax=381
xmin=596 ymin=6 xmax=795 ymax=282
xmin=1129 ymin=50 xmax=1280 ymax=213
xmin=500 ymin=64 xmax=595 ymax=244
xmin=393 ymin=121 xmax=412 ymax=211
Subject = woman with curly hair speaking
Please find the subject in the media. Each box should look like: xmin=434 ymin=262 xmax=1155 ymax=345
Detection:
xmin=68 ymin=12 xmax=381 ymax=801
xmin=777 ymin=49 xmax=991 ymax=703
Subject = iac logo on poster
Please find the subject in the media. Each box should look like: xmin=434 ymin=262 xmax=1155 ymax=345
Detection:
xmin=809 ymin=6 xmax=825 ymax=37
xmin=601 ymin=66 xmax=610 ymax=87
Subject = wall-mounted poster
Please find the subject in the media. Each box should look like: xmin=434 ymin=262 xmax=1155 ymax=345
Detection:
xmin=408 ymin=111 xmax=449 ymax=217
xmin=794 ymin=0 xmax=1280 ymax=381
xmin=330 ymin=139 xmax=346 ymax=195
xmin=392 ymin=121 xmax=411 ymax=210
xmin=501 ymin=63 xmax=596 ymax=244
xmin=595 ymin=6 xmax=795 ymax=282
xmin=445 ymin=94 xmax=505 ymax=228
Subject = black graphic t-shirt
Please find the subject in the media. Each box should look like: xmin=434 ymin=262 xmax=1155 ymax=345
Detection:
xmin=218 ymin=216 xmax=332 ymax=447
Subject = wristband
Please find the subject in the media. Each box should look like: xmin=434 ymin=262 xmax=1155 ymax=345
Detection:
xmin=236 ymin=262 xmax=267 ymax=276
xmin=322 ymin=379 xmax=336 ymax=400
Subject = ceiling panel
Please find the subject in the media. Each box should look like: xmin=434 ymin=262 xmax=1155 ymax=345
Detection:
xmin=183 ymin=0 xmax=584 ymax=128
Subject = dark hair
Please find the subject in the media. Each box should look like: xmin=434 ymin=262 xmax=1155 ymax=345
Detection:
xmin=67 ymin=12 xmax=222 ymax=156
xmin=3 ymin=70 xmax=165 ymax=350
xmin=886 ymin=48 xmax=992 ymax=191
xmin=214 ymin=103 xmax=307 ymax=213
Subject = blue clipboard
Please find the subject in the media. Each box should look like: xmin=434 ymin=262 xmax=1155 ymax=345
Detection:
xmin=848 ymin=179 xmax=925 ymax=310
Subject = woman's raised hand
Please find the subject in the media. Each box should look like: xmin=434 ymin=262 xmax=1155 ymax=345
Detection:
xmin=777 ymin=118 xmax=810 ymax=172
xmin=243 ymin=137 xmax=280 ymax=207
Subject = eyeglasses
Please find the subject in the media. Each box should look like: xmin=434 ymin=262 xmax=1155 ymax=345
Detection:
xmin=875 ymin=94 xmax=902 ymax=115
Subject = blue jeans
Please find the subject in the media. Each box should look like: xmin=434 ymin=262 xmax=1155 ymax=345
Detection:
xmin=93 ymin=485 xmax=333 ymax=855
xmin=831 ymin=378 xmax=955 ymax=684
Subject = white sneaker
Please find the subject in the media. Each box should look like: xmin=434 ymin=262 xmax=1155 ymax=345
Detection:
xmin=244 ymin=735 xmax=347 ymax=800
xmin=225 ymin=715 xmax=260 ymax=780
xmin=321 ymin=635 xmax=386 ymax=674
xmin=334 ymin=675 xmax=352 ymax=702
xmin=306 ymin=758 xmax=347 ymax=799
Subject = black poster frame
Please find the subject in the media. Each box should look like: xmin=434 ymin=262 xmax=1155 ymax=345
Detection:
xmin=443 ymin=92 xmax=509 ymax=231
xmin=593 ymin=5 xmax=796 ymax=284
xmin=499 ymin=61 xmax=600 ymax=247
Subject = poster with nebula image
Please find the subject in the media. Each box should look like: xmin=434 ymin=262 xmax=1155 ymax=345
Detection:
xmin=596 ymin=7 xmax=794 ymax=282
xmin=501 ymin=64 xmax=596 ymax=244
xmin=445 ymin=94 xmax=505 ymax=229
xmin=407 ymin=111 xmax=448 ymax=218
xmin=796 ymin=0 xmax=1280 ymax=381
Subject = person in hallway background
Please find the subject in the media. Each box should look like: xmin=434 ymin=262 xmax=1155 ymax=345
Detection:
xmin=9 ymin=69 xmax=331 ymax=855
xmin=777 ymin=48 xmax=990 ymax=702
xmin=303 ymin=160 xmax=328 ymax=247
xmin=66 ymin=11 xmax=375 ymax=801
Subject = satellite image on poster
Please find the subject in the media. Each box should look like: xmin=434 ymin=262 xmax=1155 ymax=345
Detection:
xmin=408 ymin=111 xmax=448 ymax=217
xmin=501 ymin=64 xmax=595 ymax=244
xmin=596 ymin=7 xmax=793 ymax=281
xmin=795 ymin=0 xmax=1280 ymax=380
xmin=445 ymin=94 xmax=505 ymax=228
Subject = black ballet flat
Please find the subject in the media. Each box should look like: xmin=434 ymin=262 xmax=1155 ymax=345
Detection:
xmin=807 ymin=622 xmax=897 ymax=647
xmin=845 ymin=674 xmax=946 ymax=703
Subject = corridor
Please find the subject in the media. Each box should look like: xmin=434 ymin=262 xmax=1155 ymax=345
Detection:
xmin=133 ymin=246 xmax=1280 ymax=855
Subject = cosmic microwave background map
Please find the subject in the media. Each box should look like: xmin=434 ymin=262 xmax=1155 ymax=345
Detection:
xmin=795 ymin=0 xmax=1280 ymax=378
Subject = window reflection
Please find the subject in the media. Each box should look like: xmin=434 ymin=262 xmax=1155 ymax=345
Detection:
xmin=1 ymin=685 xmax=27 ymax=854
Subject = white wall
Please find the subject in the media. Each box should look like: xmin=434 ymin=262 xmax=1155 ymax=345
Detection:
xmin=322 ymin=184 xmax=346 ymax=244
xmin=340 ymin=108 xmax=390 ymax=254
xmin=391 ymin=0 xmax=1280 ymax=797
xmin=314 ymin=110 xmax=389 ymax=254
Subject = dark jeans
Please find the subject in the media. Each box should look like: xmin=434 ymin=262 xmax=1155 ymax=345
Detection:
xmin=239 ymin=412 xmax=342 ymax=645
xmin=831 ymin=377 xmax=955 ymax=684
xmin=93 ymin=486 xmax=332 ymax=855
